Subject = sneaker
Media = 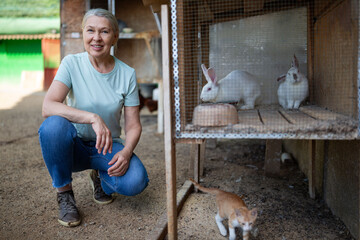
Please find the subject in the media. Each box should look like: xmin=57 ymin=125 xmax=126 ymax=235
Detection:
xmin=89 ymin=170 xmax=114 ymax=204
xmin=57 ymin=190 xmax=81 ymax=227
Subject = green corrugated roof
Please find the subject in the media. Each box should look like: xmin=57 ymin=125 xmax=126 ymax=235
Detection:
xmin=0 ymin=18 xmax=60 ymax=34
xmin=0 ymin=0 xmax=59 ymax=18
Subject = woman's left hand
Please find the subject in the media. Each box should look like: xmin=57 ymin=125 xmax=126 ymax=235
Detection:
xmin=107 ymin=106 xmax=141 ymax=177
xmin=107 ymin=149 xmax=131 ymax=177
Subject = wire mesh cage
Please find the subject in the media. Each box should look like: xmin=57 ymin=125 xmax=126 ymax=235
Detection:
xmin=170 ymin=0 xmax=359 ymax=140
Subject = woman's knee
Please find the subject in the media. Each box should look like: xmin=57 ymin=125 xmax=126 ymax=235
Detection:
xmin=105 ymin=160 xmax=149 ymax=196
xmin=38 ymin=116 xmax=76 ymax=141
xmin=122 ymin=170 xmax=149 ymax=196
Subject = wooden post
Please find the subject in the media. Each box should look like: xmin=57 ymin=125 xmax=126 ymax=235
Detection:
xmin=199 ymin=141 xmax=205 ymax=177
xmin=308 ymin=140 xmax=316 ymax=199
xmin=264 ymin=140 xmax=282 ymax=177
xmin=157 ymin=80 xmax=164 ymax=133
xmin=161 ymin=5 xmax=177 ymax=240
xmin=190 ymin=140 xmax=206 ymax=183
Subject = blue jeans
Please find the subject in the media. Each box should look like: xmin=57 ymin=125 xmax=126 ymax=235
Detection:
xmin=38 ymin=115 xmax=149 ymax=196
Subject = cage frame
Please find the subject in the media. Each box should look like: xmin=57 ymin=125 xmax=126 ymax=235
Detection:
xmin=160 ymin=1 xmax=360 ymax=239
xmin=170 ymin=0 xmax=360 ymax=141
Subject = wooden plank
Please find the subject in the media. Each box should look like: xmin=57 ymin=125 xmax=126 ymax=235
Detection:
xmin=259 ymin=109 xmax=291 ymax=132
xmin=198 ymin=1 xmax=214 ymax=22
xmin=146 ymin=180 xmax=194 ymax=240
xmin=264 ymin=139 xmax=282 ymax=176
xmin=190 ymin=144 xmax=200 ymax=184
xmin=175 ymin=138 xmax=205 ymax=144
xmin=238 ymin=110 xmax=263 ymax=125
xmin=235 ymin=109 xmax=264 ymax=132
xmin=244 ymin=0 xmax=264 ymax=13
xmin=190 ymin=141 xmax=206 ymax=185
xmin=199 ymin=141 xmax=206 ymax=177
xmin=161 ymin=5 xmax=177 ymax=240
xmin=313 ymin=0 xmax=358 ymax=118
xmin=206 ymin=1 xmax=307 ymax=25
xmin=279 ymin=109 xmax=317 ymax=125
xmin=177 ymin=0 xmax=186 ymax=130
xmin=142 ymin=0 xmax=169 ymax=7
xmin=314 ymin=140 xmax=324 ymax=196
xmin=299 ymin=105 xmax=346 ymax=120
xmin=177 ymin=0 xmax=199 ymax=127
xmin=307 ymin=1 xmax=314 ymax=102
xmin=157 ymin=80 xmax=164 ymax=133
xmin=206 ymin=0 xmax=244 ymax=15
xmin=260 ymin=109 xmax=290 ymax=125
xmin=308 ymin=140 xmax=316 ymax=199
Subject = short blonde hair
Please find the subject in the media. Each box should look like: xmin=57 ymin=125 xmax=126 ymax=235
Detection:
xmin=82 ymin=8 xmax=119 ymax=47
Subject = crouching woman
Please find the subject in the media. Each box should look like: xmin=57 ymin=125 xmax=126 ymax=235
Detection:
xmin=38 ymin=8 xmax=149 ymax=227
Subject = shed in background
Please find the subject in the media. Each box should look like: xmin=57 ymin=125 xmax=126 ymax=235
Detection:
xmin=0 ymin=18 xmax=60 ymax=91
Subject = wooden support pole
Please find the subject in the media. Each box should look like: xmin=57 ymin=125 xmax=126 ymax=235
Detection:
xmin=190 ymin=144 xmax=199 ymax=182
xmin=189 ymin=140 xmax=206 ymax=183
xmin=264 ymin=139 xmax=282 ymax=177
xmin=308 ymin=140 xmax=316 ymax=199
xmin=161 ymin=5 xmax=177 ymax=240
xmin=199 ymin=141 xmax=205 ymax=177
xmin=157 ymin=80 xmax=164 ymax=134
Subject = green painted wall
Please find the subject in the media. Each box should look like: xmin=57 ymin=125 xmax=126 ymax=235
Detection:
xmin=0 ymin=40 xmax=43 ymax=85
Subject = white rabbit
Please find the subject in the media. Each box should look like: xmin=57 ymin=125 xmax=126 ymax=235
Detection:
xmin=200 ymin=64 xmax=261 ymax=110
xmin=277 ymin=55 xmax=309 ymax=109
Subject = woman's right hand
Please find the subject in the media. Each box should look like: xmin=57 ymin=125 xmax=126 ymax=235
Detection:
xmin=43 ymin=81 xmax=113 ymax=155
xmin=91 ymin=114 xmax=113 ymax=155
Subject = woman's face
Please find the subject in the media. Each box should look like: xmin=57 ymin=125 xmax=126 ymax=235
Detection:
xmin=83 ymin=16 xmax=118 ymax=59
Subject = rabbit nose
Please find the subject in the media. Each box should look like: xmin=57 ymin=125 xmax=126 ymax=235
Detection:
xmin=293 ymin=73 xmax=298 ymax=81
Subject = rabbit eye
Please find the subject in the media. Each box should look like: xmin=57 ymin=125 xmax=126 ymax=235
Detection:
xmin=207 ymin=87 xmax=212 ymax=91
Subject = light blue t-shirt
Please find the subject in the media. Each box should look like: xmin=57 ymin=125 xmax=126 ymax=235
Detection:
xmin=54 ymin=52 xmax=139 ymax=143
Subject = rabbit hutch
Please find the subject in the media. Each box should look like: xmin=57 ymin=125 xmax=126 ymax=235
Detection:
xmin=158 ymin=0 xmax=359 ymax=239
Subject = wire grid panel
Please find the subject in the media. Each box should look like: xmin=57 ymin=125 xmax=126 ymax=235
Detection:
xmin=170 ymin=0 xmax=359 ymax=140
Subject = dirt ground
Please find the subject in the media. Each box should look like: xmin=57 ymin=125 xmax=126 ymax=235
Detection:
xmin=0 ymin=87 xmax=355 ymax=240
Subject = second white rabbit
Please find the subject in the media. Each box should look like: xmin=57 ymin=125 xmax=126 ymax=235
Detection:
xmin=277 ymin=55 xmax=309 ymax=109
xmin=200 ymin=64 xmax=261 ymax=110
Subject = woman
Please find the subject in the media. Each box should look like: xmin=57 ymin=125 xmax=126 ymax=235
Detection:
xmin=38 ymin=8 xmax=149 ymax=227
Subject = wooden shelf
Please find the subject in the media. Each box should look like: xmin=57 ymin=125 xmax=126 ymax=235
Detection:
xmin=184 ymin=105 xmax=358 ymax=139
xmin=118 ymin=30 xmax=159 ymax=40
xmin=119 ymin=30 xmax=161 ymax=82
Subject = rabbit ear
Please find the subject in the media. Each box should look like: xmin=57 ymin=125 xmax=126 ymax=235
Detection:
xmin=207 ymin=67 xmax=217 ymax=84
xmin=277 ymin=74 xmax=286 ymax=82
xmin=291 ymin=54 xmax=299 ymax=68
xmin=201 ymin=64 xmax=217 ymax=84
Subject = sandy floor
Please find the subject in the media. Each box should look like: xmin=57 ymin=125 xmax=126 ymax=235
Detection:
xmin=0 ymin=87 xmax=355 ymax=240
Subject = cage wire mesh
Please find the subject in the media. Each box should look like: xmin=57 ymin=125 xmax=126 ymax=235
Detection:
xmin=170 ymin=0 xmax=359 ymax=139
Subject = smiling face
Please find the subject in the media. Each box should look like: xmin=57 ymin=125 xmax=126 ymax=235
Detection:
xmin=82 ymin=16 xmax=118 ymax=60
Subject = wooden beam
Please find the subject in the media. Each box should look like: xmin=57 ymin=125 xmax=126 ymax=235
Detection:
xmin=175 ymin=138 xmax=205 ymax=144
xmin=157 ymin=80 xmax=164 ymax=133
xmin=190 ymin=142 xmax=206 ymax=183
xmin=161 ymin=5 xmax=177 ymax=240
xmin=244 ymin=0 xmax=264 ymax=13
xmin=308 ymin=140 xmax=316 ymax=198
xmin=299 ymin=105 xmax=346 ymax=120
xmin=264 ymin=139 xmax=282 ymax=176
xmin=142 ymin=0 xmax=169 ymax=7
xmin=307 ymin=1 xmax=314 ymax=103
